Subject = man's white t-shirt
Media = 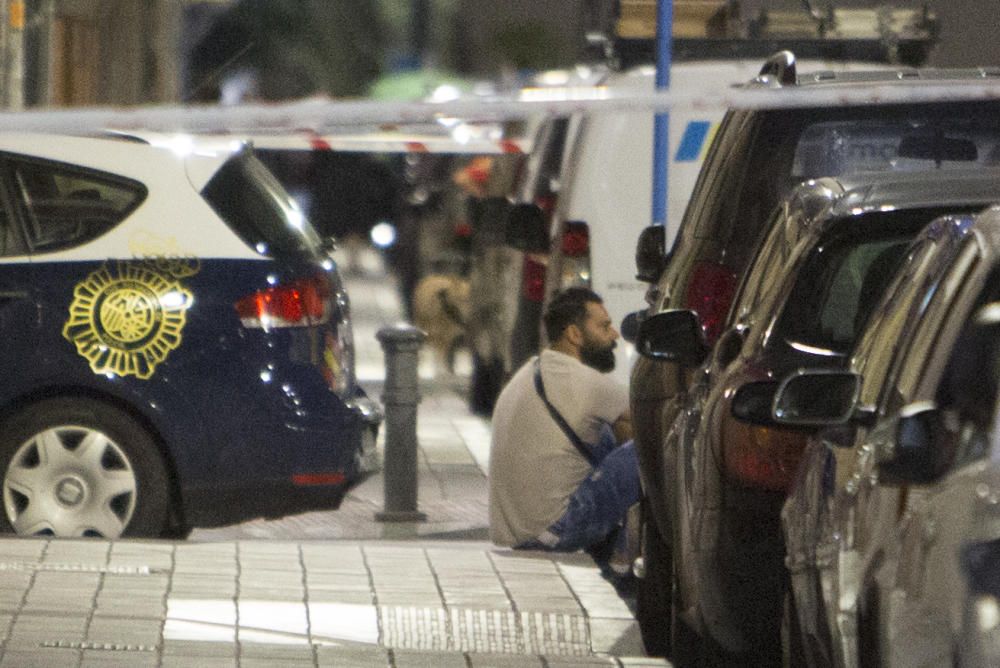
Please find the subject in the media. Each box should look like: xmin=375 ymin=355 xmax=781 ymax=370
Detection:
xmin=488 ymin=349 xmax=629 ymax=547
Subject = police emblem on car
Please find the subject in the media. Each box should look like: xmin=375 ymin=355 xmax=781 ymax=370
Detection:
xmin=63 ymin=258 xmax=198 ymax=379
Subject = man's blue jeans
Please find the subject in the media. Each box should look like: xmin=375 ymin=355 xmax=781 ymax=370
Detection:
xmin=516 ymin=428 xmax=641 ymax=568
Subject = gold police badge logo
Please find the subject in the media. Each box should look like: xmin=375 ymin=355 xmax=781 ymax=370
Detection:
xmin=63 ymin=259 xmax=198 ymax=379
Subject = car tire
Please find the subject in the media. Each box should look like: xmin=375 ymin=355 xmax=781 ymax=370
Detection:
xmin=0 ymin=398 xmax=170 ymax=539
xmin=636 ymin=504 xmax=673 ymax=657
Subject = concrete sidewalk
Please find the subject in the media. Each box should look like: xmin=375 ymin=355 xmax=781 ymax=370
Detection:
xmin=0 ymin=252 xmax=665 ymax=667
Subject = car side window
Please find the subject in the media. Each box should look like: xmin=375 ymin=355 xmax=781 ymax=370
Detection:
xmin=8 ymin=158 xmax=146 ymax=253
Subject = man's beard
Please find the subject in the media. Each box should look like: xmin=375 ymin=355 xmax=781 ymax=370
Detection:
xmin=581 ymin=339 xmax=616 ymax=372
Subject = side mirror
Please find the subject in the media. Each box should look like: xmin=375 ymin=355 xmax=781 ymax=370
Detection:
xmin=505 ymin=203 xmax=549 ymax=253
xmin=732 ymin=381 xmax=780 ymax=425
xmin=635 ymin=225 xmax=668 ymax=283
xmin=621 ymin=311 xmax=643 ymax=344
xmin=772 ymin=369 xmax=862 ymax=428
xmin=878 ymin=401 xmax=947 ymax=484
xmin=635 ymin=309 xmax=709 ymax=367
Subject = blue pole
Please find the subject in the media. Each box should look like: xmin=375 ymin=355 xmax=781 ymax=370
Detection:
xmin=652 ymin=0 xmax=672 ymax=227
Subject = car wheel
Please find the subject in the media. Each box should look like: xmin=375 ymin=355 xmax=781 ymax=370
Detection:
xmin=0 ymin=398 xmax=170 ymax=539
xmin=636 ymin=503 xmax=673 ymax=657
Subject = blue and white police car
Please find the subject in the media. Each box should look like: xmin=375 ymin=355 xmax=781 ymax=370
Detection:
xmin=0 ymin=133 xmax=380 ymax=538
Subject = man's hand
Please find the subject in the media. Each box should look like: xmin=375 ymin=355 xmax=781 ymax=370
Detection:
xmin=613 ymin=410 xmax=633 ymax=444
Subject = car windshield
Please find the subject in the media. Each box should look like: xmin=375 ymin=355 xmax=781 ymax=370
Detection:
xmin=792 ymin=118 xmax=1000 ymax=179
xmin=201 ymin=149 xmax=324 ymax=261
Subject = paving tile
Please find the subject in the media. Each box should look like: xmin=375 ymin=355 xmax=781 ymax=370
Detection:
xmin=79 ymin=650 xmax=159 ymax=667
xmin=42 ymin=540 xmax=110 ymax=561
xmin=314 ymin=644 xmax=390 ymax=667
xmin=465 ymin=653 xmax=544 ymax=667
xmin=163 ymin=618 xmax=235 ymax=643
xmin=309 ymin=601 xmax=379 ymax=645
xmin=6 ymin=613 xmax=87 ymax=649
xmin=0 ymin=590 xmax=28 ymax=613
xmin=238 ymin=600 xmax=309 ymax=638
xmin=0 ymin=648 xmax=80 ymax=667
xmin=308 ymin=590 xmax=374 ymax=605
xmin=239 ymin=641 xmax=314 ymax=659
xmin=161 ymin=656 xmax=236 ymax=668
xmin=589 ymin=618 xmax=645 ymax=655
xmin=161 ymin=638 xmax=236 ymax=657
xmin=392 ymin=648 xmax=469 ymax=667
xmin=165 ymin=598 xmax=237 ymax=640
xmin=86 ymin=616 xmax=162 ymax=647
xmin=95 ymin=601 xmax=165 ymax=619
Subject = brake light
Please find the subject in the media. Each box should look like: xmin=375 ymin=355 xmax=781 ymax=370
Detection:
xmin=522 ymin=255 xmax=547 ymax=302
xmin=235 ymin=274 xmax=330 ymax=329
xmin=720 ymin=416 xmax=809 ymax=492
xmin=561 ymin=222 xmax=590 ymax=257
xmin=684 ymin=262 xmax=737 ymax=344
xmin=535 ymin=194 xmax=556 ymax=217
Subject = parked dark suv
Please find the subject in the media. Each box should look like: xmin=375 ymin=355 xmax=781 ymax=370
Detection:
xmin=628 ymin=53 xmax=1000 ymax=655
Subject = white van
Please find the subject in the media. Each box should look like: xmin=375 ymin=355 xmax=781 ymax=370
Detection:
xmin=539 ymin=61 xmax=765 ymax=385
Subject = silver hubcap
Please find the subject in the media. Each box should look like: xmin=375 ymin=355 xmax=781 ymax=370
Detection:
xmin=3 ymin=426 xmax=138 ymax=538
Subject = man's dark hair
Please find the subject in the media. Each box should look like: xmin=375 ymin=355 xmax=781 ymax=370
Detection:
xmin=543 ymin=287 xmax=603 ymax=342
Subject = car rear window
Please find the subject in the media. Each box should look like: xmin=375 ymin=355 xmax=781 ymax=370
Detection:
xmin=792 ymin=119 xmax=1000 ymax=179
xmin=201 ymin=150 xmax=324 ymax=261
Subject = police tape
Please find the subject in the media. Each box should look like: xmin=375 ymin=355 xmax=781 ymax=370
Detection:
xmin=5 ymin=77 xmax=1000 ymax=136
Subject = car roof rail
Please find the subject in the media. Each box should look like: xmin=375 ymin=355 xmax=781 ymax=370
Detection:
xmin=757 ymin=50 xmax=797 ymax=86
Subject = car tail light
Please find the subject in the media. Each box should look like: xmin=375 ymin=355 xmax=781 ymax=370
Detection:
xmin=684 ymin=261 xmax=737 ymax=344
xmin=720 ymin=416 xmax=810 ymax=492
xmin=535 ymin=194 xmax=556 ymax=216
xmin=522 ymin=255 xmax=547 ymax=302
xmin=554 ymin=221 xmax=592 ymax=292
xmin=454 ymin=221 xmax=473 ymax=238
xmin=561 ymin=221 xmax=590 ymax=257
xmin=235 ymin=274 xmax=331 ymax=329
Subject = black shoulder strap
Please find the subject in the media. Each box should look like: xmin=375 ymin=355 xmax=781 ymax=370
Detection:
xmin=533 ymin=359 xmax=598 ymax=467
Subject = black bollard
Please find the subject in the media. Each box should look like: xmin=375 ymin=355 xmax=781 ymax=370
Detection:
xmin=374 ymin=323 xmax=427 ymax=522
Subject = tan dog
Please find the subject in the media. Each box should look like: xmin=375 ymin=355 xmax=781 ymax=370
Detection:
xmin=411 ymin=274 xmax=471 ymax=373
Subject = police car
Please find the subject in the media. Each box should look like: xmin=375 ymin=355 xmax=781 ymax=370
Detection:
xmin=0 ymin=133 xmax=380 ymax=538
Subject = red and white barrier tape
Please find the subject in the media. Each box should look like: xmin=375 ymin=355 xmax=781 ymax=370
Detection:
xmin=4 ymin=78 xmax=1000 ymax=136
